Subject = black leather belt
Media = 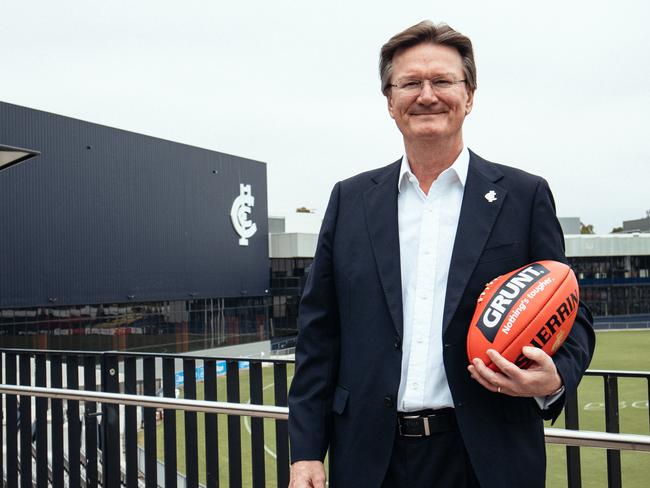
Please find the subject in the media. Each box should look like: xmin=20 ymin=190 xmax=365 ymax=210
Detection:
xmin=397 ymin=408 xmax=457 ymax=437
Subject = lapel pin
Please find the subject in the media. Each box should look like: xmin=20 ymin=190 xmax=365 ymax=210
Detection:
xmin=484 ymin=190 xmax=497 ymax=203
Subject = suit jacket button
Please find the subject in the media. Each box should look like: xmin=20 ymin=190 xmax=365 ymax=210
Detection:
xmin=394 ymin=338 xmax=401 ymax=349
xmin=384 ymin=396 xmax=393 ymax=408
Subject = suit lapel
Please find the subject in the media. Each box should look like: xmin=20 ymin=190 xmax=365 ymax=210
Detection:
xmin=363 ymin=161 xmax=404 ymax=338
xmin=443 ymin=151 xmax=507 ymax=335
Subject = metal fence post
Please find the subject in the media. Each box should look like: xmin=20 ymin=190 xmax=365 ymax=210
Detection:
xmin=143 ymin=356 xmax=158 ymax=488
xmin=604 ymin=375 xmax=622 ymax=488
xmin=0 ymin=353 xmax=3 ymax=484
xmin=162 ymin=357 xmax=179 ymax=488
xmin=19 ymin=353 xmax=32 ymax=488
xmin=124 ymin=357 xmax=139 ymax=488
xmin=5 ymin=353 xmax=17 ymax=488
xmin=66 ymin=355 xmax=81 ymax=488
xmin=203 ymin=359 xmax=219 ymax=488
xmin=226 ymin=360 xmax=243 ymax=488
xmin=183 ymin=359 xmax=199 ymax=488
xmin=84 ymin=355 xmax=99 ymax=487
xmin=35 ymin=354 xmax=48 ymax=488
xmin=50 ymin=354 xmax=65 ymax=488
xmin=101 ymin=353 xmax=121 ymax=488
xmin=274 ymin=363 xmax=290 ymax=488
xmin=564 ymin=387 xmax=582 ymax=488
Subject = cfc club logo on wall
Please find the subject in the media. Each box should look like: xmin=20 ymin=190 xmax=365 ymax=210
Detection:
xmin=230 ymin=184 xmax=257 ymax=246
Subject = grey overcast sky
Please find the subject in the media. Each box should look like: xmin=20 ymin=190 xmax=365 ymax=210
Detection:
xmin=3 ymin=0 xmax=649 ymax=234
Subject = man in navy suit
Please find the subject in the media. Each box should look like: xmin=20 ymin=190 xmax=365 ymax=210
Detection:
xmin=288 ymin=21 xmax=594 ymax=488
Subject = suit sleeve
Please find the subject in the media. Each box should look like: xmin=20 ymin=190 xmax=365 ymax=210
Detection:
xmin=288 ymin=182 xmax=341 ymax=463
xmin=528 ymin=178 xmax=596 ymax=421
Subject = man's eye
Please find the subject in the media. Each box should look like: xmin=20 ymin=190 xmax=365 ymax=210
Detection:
xmin=401 ymin=80 xmax=421 ymax=90
xmin=433 ymin=79 xmax=453 ymax=88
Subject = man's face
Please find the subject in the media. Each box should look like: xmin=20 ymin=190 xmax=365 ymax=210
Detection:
xmin=387 ymin=42 xmax=474 ymax=143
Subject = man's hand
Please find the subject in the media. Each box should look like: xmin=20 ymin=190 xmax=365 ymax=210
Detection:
xmin=467 ymin=346 xmax=562 ymax=397
xmin=289 ymin=460 xmax=326 ymax=488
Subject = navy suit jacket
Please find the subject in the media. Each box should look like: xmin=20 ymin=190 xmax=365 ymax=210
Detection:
xmin=288 ymin=151 xmax=595 ymax=488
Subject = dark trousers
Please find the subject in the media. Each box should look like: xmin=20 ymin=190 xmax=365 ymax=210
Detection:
xmin=381 ymin=418 xmax=480 ymax=488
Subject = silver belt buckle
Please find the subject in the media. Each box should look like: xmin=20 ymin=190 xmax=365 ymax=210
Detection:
xmin=398 ymin=415 xmax=430 ymax=437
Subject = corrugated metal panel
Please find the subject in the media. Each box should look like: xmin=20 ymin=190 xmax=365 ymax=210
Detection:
xmin=0 ymin=101 xmax=269 ymax=308
xmin=623 ymin=216 xmax=650 ymax=232
xmin=558 ymin=217 xmax=581 ymax=235
xmin=269 ymin=233 xmax=318 ymax=258
xmin=565 ymin=234 xmax=650 ymax=257
xmin=268 ymin=232 xmax=650 ymax=259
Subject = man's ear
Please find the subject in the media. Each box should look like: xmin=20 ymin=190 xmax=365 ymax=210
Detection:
xmin=465 ymin=89 xmax=475 ymax=115
xmin=387 ymin=94 xmax=396 ymax=120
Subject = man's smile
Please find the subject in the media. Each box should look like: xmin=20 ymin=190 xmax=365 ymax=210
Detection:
xmin=410 ymin=111 xmax=447 ymax=116
xmin=409 ymin=105 xmax=449 ymax=116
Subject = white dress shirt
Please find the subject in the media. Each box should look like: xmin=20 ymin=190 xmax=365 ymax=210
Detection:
xmin=396 ymin=147 xmax=563 ymax=412
xmin=397 ymin=148 xmax=468 ymax=412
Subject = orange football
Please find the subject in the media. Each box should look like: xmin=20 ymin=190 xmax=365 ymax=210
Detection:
xmin=467 ymin=260 xmax=579 ymax=371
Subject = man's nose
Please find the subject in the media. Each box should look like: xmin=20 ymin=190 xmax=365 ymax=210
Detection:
xmin=417 ymin=80 xmax=438 ymax=103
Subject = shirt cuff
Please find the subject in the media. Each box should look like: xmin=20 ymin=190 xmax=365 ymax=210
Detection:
xmin=534 ymin=386 xmax=565 ymax=410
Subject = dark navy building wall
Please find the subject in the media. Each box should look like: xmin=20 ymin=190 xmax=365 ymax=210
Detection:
xmin=0 ymin=102 xmax=269 ymax=308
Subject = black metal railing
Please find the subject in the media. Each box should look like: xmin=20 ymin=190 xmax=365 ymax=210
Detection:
xmin=0 ymin=349 xmax=293 ymax=488
xmin=0 ymin=348 xmax=649 ymax=488
xmin=562 ymin=370 xmax=650 ymax=488
xmin=1 ymin=383 xmax=649 ymax=488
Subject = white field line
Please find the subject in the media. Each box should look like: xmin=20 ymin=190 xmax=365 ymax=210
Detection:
xmin=242 ymin=375 xmax=294 ymax=460
xmin=243 ymin=382 xmax=279 ymax=459
xmin=595 ymin=328 xmax=650 ymax=333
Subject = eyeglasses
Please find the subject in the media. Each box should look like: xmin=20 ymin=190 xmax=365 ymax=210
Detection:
xmin=390 ymin=78 xmax=467 ymax=94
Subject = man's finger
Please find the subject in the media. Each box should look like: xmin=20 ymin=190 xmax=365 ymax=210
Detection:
xmin=289 ymin=461 xmax=326 ymax=488
xmin=292 ymin=476 xmax=323 ymax=488
xmin=522 ymin=346 xmax=552 ymax=366
xmin=468 ymin=364 xmax=499 ymax=392
xmin=312 ymin=472 xmax=327 ymax=488
xmin=470 ymin=359 xmax=516 ymax=392
xmin=486 ymin=349 xmax=524 ymax=379
xmin=472 ymin=357 xmax=507 ymax=384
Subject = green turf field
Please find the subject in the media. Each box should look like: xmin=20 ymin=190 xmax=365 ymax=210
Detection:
xmin=545 ymin=329 xmax=650 ymax=487
xmin=139 ymin=329 xmax=650 ymax=487
xmin=138 ymin=364 xmax=294 ymax=487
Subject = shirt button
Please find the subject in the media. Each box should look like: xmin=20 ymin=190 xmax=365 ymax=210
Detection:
xmin=412 ymin=382 xmax=419 ymax=390
xmin=384 ymin=396 xmax=394 ymax=408
xmin=416 ymin=336 xmax=423 ymax=343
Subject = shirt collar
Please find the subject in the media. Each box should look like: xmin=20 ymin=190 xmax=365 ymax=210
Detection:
xmin=398 ymin=146 xmax=469 ymax=193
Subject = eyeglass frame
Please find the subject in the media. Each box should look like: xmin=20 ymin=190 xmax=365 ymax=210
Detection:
xmin=389 ymin=77 xmax=468 ymax=94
